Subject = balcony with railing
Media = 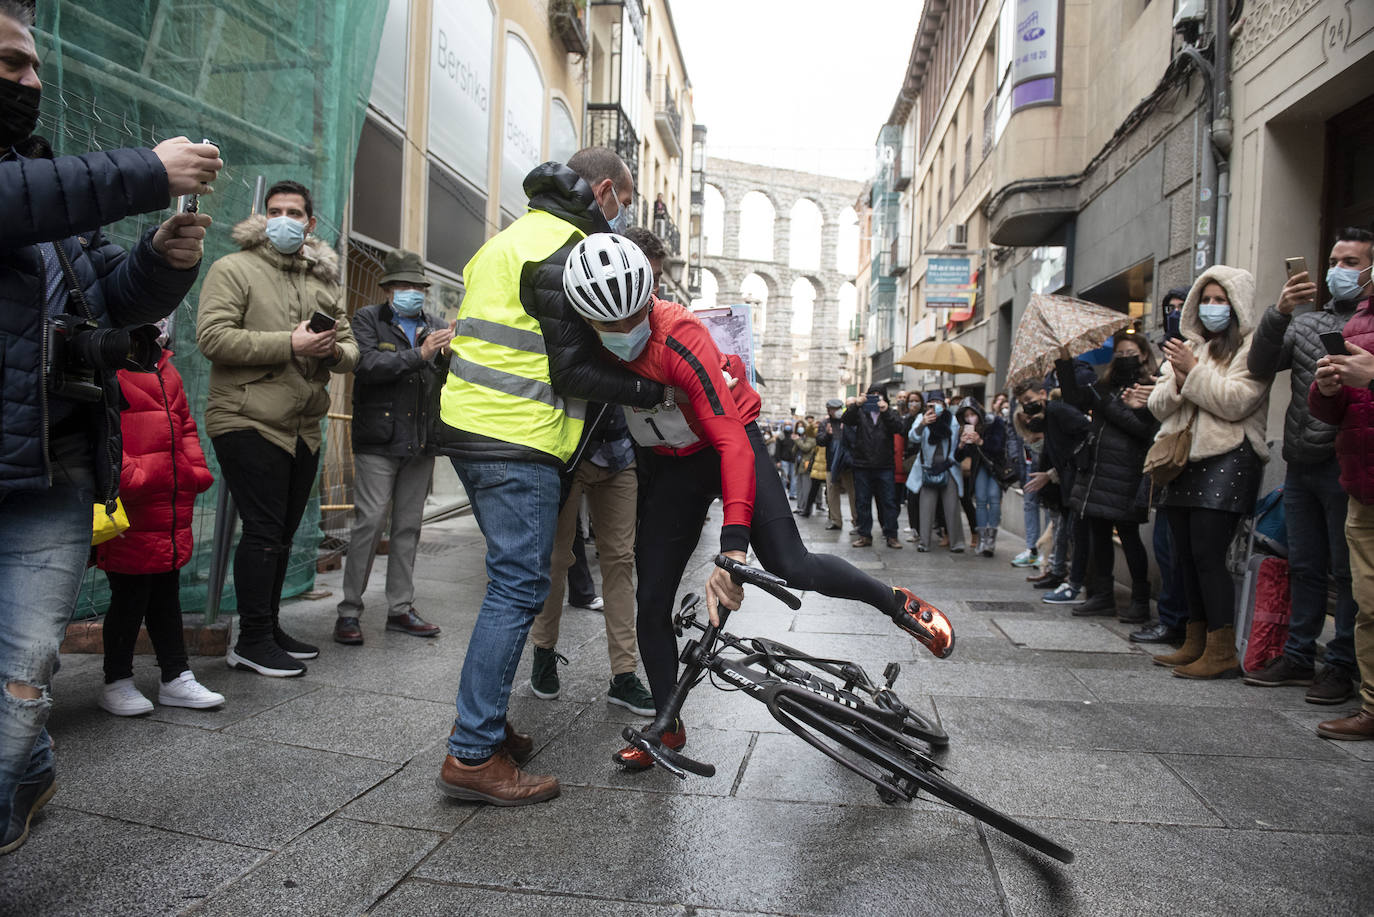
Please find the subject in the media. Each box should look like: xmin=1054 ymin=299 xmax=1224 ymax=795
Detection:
xmin=654 ymin=208 xmax=681 ymax=257
xmin=586 ymin=103 xmax=639 ymax=178
xmin=549 ymin=0 xmax=587 ymax=56
xmin=653 ymin=75 xmax=683 ymax=158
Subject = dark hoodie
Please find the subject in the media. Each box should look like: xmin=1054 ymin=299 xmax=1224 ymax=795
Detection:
xmin=434 ymin=162 xmax=665 ymax=464
xmin=840 ymin=385 xmax=904 ymax=468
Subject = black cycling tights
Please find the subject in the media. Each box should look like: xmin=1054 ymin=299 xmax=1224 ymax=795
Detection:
xmin=635 ymin=423 xmax=902 ymax=711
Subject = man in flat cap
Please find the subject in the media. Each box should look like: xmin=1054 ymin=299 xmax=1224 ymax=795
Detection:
xmin=334 ymin=249 xmax=454 ymax=645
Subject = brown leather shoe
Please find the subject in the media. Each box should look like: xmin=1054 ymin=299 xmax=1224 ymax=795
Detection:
xmin=436 ymin=751 xmax=559 ymax=806
xmin=1316 ymin=709 xmax=1374 ymax=741
xmin=851 ymin=536 xmax=873 ymax=547
xmin=449 ymin=720 xmax=534 ymax=764
xmin=386 ymin=610 xmax=440 ymax=637
xmin=333 ymin=616 xmax=363 ymax=645
xmin=885 ymin=536 xmax=903 ymax=549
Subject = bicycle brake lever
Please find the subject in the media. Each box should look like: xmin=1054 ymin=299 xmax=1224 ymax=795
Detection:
xmin=621 ymin=727 xmax=716 ymax=779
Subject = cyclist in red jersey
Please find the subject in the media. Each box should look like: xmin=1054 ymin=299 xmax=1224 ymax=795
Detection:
xmin=561 ymin=234 xmax=954 ymax=769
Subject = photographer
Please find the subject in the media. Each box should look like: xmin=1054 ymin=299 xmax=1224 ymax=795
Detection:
xmin=0 ymin=2 xmax=220 ymax=856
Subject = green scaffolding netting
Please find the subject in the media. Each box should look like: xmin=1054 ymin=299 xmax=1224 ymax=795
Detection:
xmin=33 ymin=0 xmax=388 ymax=619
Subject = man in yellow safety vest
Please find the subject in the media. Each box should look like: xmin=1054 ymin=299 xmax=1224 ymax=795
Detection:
xmin=433 ymin=148 xmax=667 ymax=806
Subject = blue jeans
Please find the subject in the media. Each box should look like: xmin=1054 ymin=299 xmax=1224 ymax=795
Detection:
xmin=1282 ymin=458 xmax=1356 ymax=670
xmin=1022 ymin=487 xmax=1042 ymax=551
xmin=1152 ymin=516 xmax=1187 ymax=630
xmin=973 ymin=467 xmax=1002 ymax=529
xmin=0 ymin=438 xmax=93 ymax=830
xmin=447 ymin=459 xmax=560 ymax=759
xmin=779 ymin=460 xmax=795 ymax=498
xmin=1050 ymin=509 xmax=1072 ymax=577
xmin=852 ymin=466 xmax=898 ymax=539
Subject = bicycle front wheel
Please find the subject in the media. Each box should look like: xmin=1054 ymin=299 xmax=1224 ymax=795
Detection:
xmin=770 ymin=689 xmax=1074 ymax=864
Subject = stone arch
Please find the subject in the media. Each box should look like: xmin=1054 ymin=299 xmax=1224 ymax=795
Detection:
xmin=788 ymin=198 xmax=823 ymax=271
xmin=738 ymin=191 xmax=776 ymax=262
xmin=703 ymin=182 xmax=725 ymax=257
xmin=835 ymin=206 xmax=859 ymax=274
xmin=691 ymin=266 xmax=723 ymax=309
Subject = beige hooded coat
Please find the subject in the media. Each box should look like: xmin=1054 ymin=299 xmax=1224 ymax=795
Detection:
xmin=197 ymin=215 xmax=359 ymax=455
xmin=1147 ymin=264 xmax=1269 ymax=463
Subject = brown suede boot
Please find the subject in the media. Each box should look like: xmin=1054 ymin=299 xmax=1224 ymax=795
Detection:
xmin=1172 ymin=626 xmax=1241 ymax=679
xmin=1152 ymin=621 xmax=1206 ymax=667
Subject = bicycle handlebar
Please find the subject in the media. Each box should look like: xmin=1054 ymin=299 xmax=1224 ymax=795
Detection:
xmin=714 ymin=554 xmax=802 ymax=610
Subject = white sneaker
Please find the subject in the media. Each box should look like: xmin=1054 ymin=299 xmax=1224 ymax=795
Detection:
xmin=98 ymin=678 xmax=153 ymax=716
xmin=158 ymin=671 xmax=226 ymax=709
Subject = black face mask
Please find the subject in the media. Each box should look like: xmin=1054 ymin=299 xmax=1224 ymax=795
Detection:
xmin=0 ymin=76 xmax=40 ymax=150
xmin=1020 ymin=401 xmax=1044 ymax=416
xmin=1025 ymin=415 xmax=1046 ymax=433
xmin=1110 ymin=356 xmax=1141 ymax=386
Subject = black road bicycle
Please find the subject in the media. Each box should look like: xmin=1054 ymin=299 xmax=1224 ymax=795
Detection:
xmin=622 ymin=554 xmax=1075 ymax=864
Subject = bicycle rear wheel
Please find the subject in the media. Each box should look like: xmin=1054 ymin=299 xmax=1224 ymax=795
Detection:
xmin=770 ymin=689 xmax=1074 ymax=864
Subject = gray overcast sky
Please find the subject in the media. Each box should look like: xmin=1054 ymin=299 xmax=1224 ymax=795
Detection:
xmin=670 ymin=0 xmax=925 ymax=182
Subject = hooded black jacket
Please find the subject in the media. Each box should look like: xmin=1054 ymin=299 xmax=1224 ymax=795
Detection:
xmin=434 ymin=162 xmax=664 ymax=464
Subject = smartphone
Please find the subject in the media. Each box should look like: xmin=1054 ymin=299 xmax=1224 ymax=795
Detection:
xmin=1319 ymin=330 xmax=1349 ymax=357
xmin=1284 ymin=256 xmax=1308 ymax=279
xmin=177 ymin=137 xmax=218 ymax=214
xmin=862 ymin=393 xmax=880 ymax=414
xmin=308 ymin=310 xmax=337 ymax=333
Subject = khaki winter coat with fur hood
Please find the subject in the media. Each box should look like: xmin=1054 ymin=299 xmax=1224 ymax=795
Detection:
xmin=1147 ymin=264 xmax=1269 ymax=463
xmin=197 ymin=215 xmax=359 ymax=455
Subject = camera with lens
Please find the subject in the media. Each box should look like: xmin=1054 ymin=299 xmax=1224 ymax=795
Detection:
xmin=47 ymin=313 xmax=162 ymax=403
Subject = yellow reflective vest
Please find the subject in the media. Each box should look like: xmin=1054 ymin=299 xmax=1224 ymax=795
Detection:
xmin=439 ymin=209 xmax=587 ymax=463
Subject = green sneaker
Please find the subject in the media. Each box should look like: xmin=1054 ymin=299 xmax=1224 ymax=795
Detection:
xmin=530 ymin=647 xmax=566 ymax=699
xmin=606 ymin=672 xmax=656 ymax=717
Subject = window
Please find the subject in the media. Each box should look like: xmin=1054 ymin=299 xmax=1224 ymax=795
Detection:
xmin=499 ymin=34 xmax=545 ymax=219
xmin=427 ymin=160 xmax=488 ymax=275
xmin=549 ymin=97 xmax=578 ymax=163
xmin=964 ymin=135 xmax=972 ymax=187
xmin=370 ymin=0 xmax=409 ymax=126
xmin=351 ymin=117 xmax=404 ymax=248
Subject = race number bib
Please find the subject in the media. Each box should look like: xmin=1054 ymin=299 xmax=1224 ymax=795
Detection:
xmin=622 ymin=404 xmax=702 ymax=449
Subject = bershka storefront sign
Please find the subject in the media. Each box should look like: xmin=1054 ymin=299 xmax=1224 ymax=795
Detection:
xmin=430 ymin=0 xmax=495 ymax=190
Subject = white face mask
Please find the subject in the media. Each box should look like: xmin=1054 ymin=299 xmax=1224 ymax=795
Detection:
xmin=1198 ymin=303 xmax=1232 ymax=332
xmin=265 ymin=215 xmax=307 ymax=254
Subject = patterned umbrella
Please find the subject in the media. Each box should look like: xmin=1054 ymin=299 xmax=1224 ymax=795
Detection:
xmin=1006 ymin=292 xmax=1135 ymax=388
xmin=895 ymin=339 xmax=995 ymax=375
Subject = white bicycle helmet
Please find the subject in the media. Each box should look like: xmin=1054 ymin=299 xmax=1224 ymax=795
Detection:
xmin=562 ymin=233 xmax=654 ymax=322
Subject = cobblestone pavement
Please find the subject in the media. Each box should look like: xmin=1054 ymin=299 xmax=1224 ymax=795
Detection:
xmin=6 ymin=508 xmax=1371 ymax=916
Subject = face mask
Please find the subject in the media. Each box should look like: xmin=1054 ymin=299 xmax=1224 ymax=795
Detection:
xmin=1198 ymin=303 xmax=1232 ymax=332
xmin=1026 ymin=415 xmax=1046 ymax=433
xmin=265 ymin=215 xmax=307 ymax=254
xmin=1110 ymin=355 xmax=1141 ymax=385
xmin=391 ymin=290 xmax=425 ymax=318
xmin=600 ymin=186 xmax=632 ymax=234
xmin=932 ymin=403 xmax=944 ymax=416
xmin=1020 ymin=401 xmax=1043 ymax=416
xmin=598 ymin=316 xmax=651 ymax=361
xmin=1327 ymin=266 xmax=1370 ymax=302
xmin=0 ymin=77 xmax=40 ymax=150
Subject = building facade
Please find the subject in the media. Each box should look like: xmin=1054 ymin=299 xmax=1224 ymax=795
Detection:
xmin=346 ymin=0 xmax=700 ymax=498
xmin=863 ymin=0 xmax=1373 ymax=415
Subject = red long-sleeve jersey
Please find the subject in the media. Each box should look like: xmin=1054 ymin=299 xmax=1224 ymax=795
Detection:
xmin=622 ymin=299 xmax=762 ymax=553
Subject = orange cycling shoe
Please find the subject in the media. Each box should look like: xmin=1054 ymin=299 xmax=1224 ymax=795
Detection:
xmin=892 ymin=587 xmax=956 ymax=659
xmin=613 ymin=719 xmax=687 ymax=771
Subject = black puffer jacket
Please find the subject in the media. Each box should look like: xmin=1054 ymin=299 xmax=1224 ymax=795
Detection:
xmin=1058 ymin=360 xmax=1159 ymax=523
xmin=0 ymin=147 xmax=197 ymax=505
xmin=350 ymin=301 xmax=447 ymax=457
xmin=435 ymin=162 xmax=664 ymax=463
xmin=1247 ymin=298 xmax=1360 ymax=466
xmin=840 ymin=404 xmax=903 ymax=468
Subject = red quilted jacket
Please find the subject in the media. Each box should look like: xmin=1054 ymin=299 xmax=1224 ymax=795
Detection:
xmin=95 ymin=351 xmax=214 ymax=573
xmin=1308 ymin=297 xmax=1374 ymax=505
